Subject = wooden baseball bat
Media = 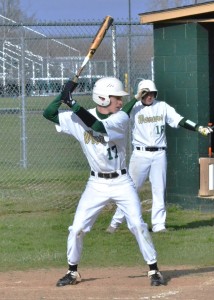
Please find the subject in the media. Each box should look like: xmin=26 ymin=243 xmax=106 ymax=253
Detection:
xmin=208 ymin=123 xmax=213 ymax=157
xmin=69 ymin=15 xmax=114 ymax=93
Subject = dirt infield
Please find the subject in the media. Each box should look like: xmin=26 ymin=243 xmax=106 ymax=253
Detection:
xmin=0 ymin=265 xmax=214 ymax=299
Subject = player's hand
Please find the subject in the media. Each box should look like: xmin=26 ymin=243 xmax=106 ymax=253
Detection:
xmin=135 ymin=88 xmax=150 ymax=101
xmin=61 ymin=93 xmax=76 ymax=108
xmin=61 ymin=80 xmax=76 ymax=107
xmin=198 ymin=126 xmax=213 ymax=136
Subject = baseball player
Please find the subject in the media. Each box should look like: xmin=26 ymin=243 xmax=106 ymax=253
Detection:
xmin=43 ymin=77 xmax=165 ymax=287
xmin=106 ymin=79 xmax=213 ymax=234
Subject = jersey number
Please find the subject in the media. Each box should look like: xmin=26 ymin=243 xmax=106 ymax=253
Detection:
xmin=155 ymin=125 xmax=165 ymax=134
xmin=107 ymin=145 xmax=118 ymax=160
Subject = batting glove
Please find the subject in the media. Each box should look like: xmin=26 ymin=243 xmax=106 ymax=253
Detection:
xmin=61 ymin=80 xmax=77 ymax=107
xmin=135 ymin=88 xmax=150 ymax=101
xmin=198 ymin=126 xmax=213 ymax=136
xmin=62 ymin=93 xmax=76 ymax=108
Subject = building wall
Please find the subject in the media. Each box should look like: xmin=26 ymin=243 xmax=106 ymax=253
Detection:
xmin=153 ymin=22 xmax=214 ymax=209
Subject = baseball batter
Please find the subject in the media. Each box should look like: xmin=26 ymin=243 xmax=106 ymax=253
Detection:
xmin=43 ymin=77 xmax=164 ymax=287
xmin=107 ymin=79 xmax=213 ymax=233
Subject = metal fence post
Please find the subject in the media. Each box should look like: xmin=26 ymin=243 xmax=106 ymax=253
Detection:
xmin=20 ymin=33 xmax=27 ymax=169
xmin=111 ymin=23 xmax=118 ymax=77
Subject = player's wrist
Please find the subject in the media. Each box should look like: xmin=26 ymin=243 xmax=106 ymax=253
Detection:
xmin=70 ymin=101 xmax=80 ymax=112
xmin=68 ymin=99 xmax=76 ymax=107
xmin=195 ymin=125 xmax=200 ymax=131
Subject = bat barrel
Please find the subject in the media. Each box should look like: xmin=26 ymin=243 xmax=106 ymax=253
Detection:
xmin=70 ymin=15 xmax=114 ymax=93
xmin=89 ymin=16 xmax=113 ymax=58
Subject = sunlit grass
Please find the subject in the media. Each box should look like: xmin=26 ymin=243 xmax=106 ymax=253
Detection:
xmin=0 ymin=205 xmax=214 ymax=272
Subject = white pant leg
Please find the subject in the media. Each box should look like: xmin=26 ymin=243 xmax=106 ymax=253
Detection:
xmin=129 ymin=149 xmax=167 ymax=232
xmin=114 ymin=174 xmax=157 ymax=264
xmin=110 ymin=207 xmax=126 ymax=228
xmin=149 ymin=151 xmax=167 ymax=232
xmin=129 ymin=150 xmax=151 ymax=190
xmin=67 ymin=178 xmax=109 ymax=265
xmin=110 ymin=151 xmax=150 ymax=227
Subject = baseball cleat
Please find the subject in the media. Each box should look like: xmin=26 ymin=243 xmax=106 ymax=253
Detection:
xmin=106 ymin=225 xmax=117 ymax=233
xmin=56 ymin=271 xmax=81 ymax=287
xmin=148 ymin=270 xmax=164 ymax=286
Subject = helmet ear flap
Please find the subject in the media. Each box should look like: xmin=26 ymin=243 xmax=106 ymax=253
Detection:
xmin=98 ymin=95 xmax=111 ymax=106
xmin=93 ymin=93 xmax=111 ymax=106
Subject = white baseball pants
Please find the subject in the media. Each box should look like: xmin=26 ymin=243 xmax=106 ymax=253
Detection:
xmin=67 ymin=173 xmax=157 ymax=266
xmin=111 ymin=149 xmax=167 ymax=232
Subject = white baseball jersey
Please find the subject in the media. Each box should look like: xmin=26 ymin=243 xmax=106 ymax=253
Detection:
xmin=131 ymin=100 xmax=183 ymax=148
xmin=110 ymin=99 xmax=184 ymax=233
xmin=56 ymin=108 xmax=129 ymax=172
xmin=55 ymin=107 xmax=158 ymax=265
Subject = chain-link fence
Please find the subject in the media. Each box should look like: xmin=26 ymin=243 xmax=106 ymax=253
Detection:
xmin=0 ymin=17 xmax=153 ymax=213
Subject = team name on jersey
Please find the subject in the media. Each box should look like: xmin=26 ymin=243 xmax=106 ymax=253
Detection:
xmin=138 ymin=114 xmax=163 ymax=124
xmin=84 ymin=130 xmax=105 ymax=145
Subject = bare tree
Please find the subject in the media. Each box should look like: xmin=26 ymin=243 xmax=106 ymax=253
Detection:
xmin=143 ymin=0 xmax=212 ymax=12
xmin=0 ymin=0 xmax=37 ymax=40
xmin=0 ymin=0 xmax=36 ymax=22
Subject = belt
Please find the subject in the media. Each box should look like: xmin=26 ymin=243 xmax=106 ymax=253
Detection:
xmin=91 ymin=169 xmax=127 ymax=179
xmin=136 ymin=146 xmax=166 ymax=151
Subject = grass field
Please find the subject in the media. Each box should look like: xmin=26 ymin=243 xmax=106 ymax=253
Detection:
xmin=0 ymin=202 xmax=214 ymax=272
xmin=0 ymin=95 xmax=214 ymax=274
xmin=0 ymin=94 xmax=94 ymax=211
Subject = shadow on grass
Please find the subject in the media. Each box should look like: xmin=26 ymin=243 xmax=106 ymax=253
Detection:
xmin=168 ymin=218 xmax=214 ymax=231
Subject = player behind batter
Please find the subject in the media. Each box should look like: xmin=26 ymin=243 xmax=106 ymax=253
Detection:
xmin=43 ymin=77 xmax=165 ymax=287
xmin=106 ymin=79 xmax=213 ymax=234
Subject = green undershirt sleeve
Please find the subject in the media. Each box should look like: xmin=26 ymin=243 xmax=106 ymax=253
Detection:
xmin=43 ymin=94 xmax=61 ymax=124
xmin=179 ymin=117 xmax=199 ymax=131
xmin=91 ymin=121 xmax=107 ymax=133
xmin=71 ymin=97 xmax=138 ymax=133
xmin=71 ymin=103 xmax=106 ymax=133
xmin=122 ymin=98 xmax=137 ymax=115
xmin=43 ymin=96 xmax=137 ymax=133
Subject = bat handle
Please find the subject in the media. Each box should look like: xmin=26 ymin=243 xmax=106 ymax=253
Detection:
xmin=76 ymin=67 xmax=84 ymax=78
xmin=208 ymin=122 xmax=213 ymax=158
xmin=61 ymin=78 xmax=79 ymax=99
xmin=69 ymin=76 xmax=79 ymax=93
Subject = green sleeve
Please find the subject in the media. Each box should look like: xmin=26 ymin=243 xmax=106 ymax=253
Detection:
xmin=43 ymin=94 xmax=106 ymax=133
xmin=91 ymin=120 xmax=106 ymax=133
xmin=43 ymin=94 xmax=61 ymax=124
xmin=70 ymin=97 xmax=138 ymax=133
xmin=89 ymin=98 xmax=137 ymax=133
xmin=71 ymin=103 xmax=106 ymax=133
xmin=179 ymin=117 xmax=199 ymax=131
xmin=122 ymin=98 xmax=137 ymax=116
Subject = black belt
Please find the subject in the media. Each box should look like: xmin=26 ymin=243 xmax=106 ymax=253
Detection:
xmin=136 ymin=146 xmax=166 ymax=152
xmin=91 ymin=169 xmax=126 ymax=179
